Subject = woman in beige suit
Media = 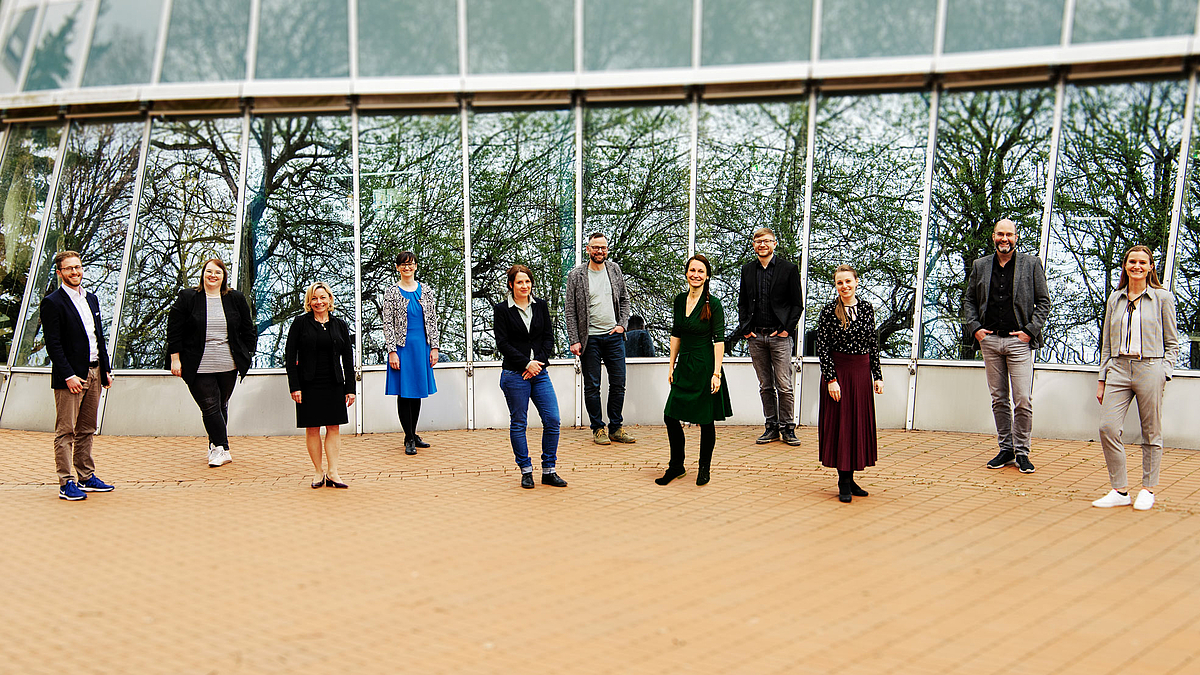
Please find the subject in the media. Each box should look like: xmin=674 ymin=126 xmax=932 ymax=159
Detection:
xmin=1092 ymin=245 xmax=1179 ymax=511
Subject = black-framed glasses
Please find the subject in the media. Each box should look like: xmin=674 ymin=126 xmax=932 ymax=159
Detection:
xmin=59 ymin=265 xmax=83 ymax=272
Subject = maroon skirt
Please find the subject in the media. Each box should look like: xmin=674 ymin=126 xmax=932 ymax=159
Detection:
xmin=818 ymin=352 xmax=878 ymax=471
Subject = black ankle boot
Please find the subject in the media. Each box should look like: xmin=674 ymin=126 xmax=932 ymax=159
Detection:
xmin=655 ymin=466 xmax=686 ymax=485
xmin=696 ymin=467 xmax=710 ymax=486
xmin=850 ymin=480 xmax=868 ymax=497
xmin=837 ymin=471 xmax=853 ymax=503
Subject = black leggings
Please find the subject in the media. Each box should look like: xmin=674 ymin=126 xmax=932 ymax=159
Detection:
xmin=664 ymin=414 xmax=714 ymax=470
xmin=186 ymin=369 xmax=238 ymax=449
xmin=397 ymin=397 xmax=422 ymax=441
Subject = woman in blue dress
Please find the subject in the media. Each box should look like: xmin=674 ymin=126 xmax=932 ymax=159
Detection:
xmin=381 ymin=251 xmax=440 ymax=455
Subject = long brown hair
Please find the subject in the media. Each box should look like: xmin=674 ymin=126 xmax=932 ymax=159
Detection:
xmin=833 ymin=264 xmax=858 ymax=329
xmin=1116 ymin=245 xmax=1163 ymax=291
xmin=195 ymin=258 xmax=230 ymax=295
xmin=685 ymin=254 xmax=713 ymax=321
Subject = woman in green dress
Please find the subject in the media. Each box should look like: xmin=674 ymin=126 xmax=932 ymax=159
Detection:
xmin=657 ymin=254 xmax=733 ymax=486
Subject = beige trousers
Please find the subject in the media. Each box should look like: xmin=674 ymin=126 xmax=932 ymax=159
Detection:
xmin=53 ymin=365 xmax=101 ymax=486
xmin=1099 ymin=356 xmax=1165 ymax=490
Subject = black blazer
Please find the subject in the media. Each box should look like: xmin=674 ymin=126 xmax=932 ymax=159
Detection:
xmin=493 ymin=297 xmax=554 ymax=372
xmin=40 ymin=286 xmax=112 ymax=390
xmin=284 ymin=312 xmax=355 ymax=394
xmin=166 ymin=288 xmax=258 ymax=383
xmin=734 ymin=254 xmax=803 ymax=341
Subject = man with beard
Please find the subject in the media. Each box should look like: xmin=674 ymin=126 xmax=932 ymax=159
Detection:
xmin=962 ymin=219 xmax=1051 ymax=474
xmin=566 ymin=232 xmax=635 ymax=445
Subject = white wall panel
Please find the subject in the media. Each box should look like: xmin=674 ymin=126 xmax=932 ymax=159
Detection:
xmin=361 ymin=366 xmax=468 ymax=433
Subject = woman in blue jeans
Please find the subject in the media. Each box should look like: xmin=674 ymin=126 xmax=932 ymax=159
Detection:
xmin=493 ymin=265 xmax=567 ymax=490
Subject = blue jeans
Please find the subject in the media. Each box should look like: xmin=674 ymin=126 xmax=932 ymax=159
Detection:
xmin=582 ymin=332 xmax=626 ymax=432
xmin=499 ymin=369 xmax=560 ymax=470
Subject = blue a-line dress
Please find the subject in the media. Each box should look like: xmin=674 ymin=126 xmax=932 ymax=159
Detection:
xmin=385 ymin=284 xmax=438 ymax=398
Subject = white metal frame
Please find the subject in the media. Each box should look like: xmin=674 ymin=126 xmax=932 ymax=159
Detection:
xmin=906 ymin=85 xmax=940 ymax=431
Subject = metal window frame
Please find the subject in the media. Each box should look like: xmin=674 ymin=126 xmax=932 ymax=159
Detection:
xmin=351 ymin=101 xmax=362 ymax=433
xmin=72 ymin=0 xmax=102 ymax=89
xmin=231 ymin=106 xmax=251 ymax=286
xmin=905 ymin=85 xmax=940 ymax=430
xmin=12 ymin=0 xmax=45 ymax=92
xmin=149 ymin=0 xmax=173 ymax=85
xmin=460 ymin=99 xmax=473 ymax=429
xmin=793 ymin=87 xmax=816 ymax=425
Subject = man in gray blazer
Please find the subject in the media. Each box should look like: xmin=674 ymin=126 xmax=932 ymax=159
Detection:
xmin=962 ymin=219 xmax=1051 ymax=474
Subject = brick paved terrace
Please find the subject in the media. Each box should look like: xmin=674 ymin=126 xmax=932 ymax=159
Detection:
xmin=2 ymin=425 xmax=1199 ymax=675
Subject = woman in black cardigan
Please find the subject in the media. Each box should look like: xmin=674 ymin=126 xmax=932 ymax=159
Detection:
xmin=167 ymin=258 xmax=257 ymax=468
xmin=285 ymin=282 xmax=356 ymax=489
xmin=493 ymin=265 xmax=566 ymax=490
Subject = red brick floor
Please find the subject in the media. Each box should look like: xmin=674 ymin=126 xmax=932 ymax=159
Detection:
xmin=1 ymin=425 xmax=1198 ymax=674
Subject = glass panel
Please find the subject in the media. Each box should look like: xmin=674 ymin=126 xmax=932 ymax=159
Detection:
xmin=112 ymin=117 xmax=242 ymax=369
xmin=702 ymin=0 xmax=810 ymax=66
xmin=15 ymin=120 xmax=143 ymax=366
xmin=820 ymin=0 xmax=936 ymax=60
xmin=923 ymin=88 xmax=1054 ymax=360
xmin=23 ymin=1 xmax=92 ymax=91
xmin=0 ymin=6 xmax=37 ymax=92
xmin=255 ymin=0 xmax=348 ymax=79
xmin=359 ymin=0 xmax=457 ymax=77
xmin=1043 ymin=80 xmax=1184 ymax=364
xmin=696 ymin=100 xmax=807 ymax=357
xmin=584 ymin=105 xmax=689 ymax=354
xmin=467 ymin=0 xmax=572 ymax=74
xmin=81 ymin=0 xmax=164 ymax=87
xmin=159 ymin=0 xmax=250 ymax=83
xmin=943 ymin=0 xmax=1063 ymax=53
xmin=1073 ymin=0 xmax=1197 ymax=43
xmin=584 ymin=0 xmax=691 ymax=71
xmin=808 ymin=93 xmax=929 ymax=359
xmin=469 ymin=109 xmax=573 ymax=360
xmin=238 ymin=115 xmax=353 ymax=368
xmin=359 ymin=113 xmax=465 ymax=363
xmin=0 ymin=124 xmax=63 ymax=363
xmin=1176 ymin=100 xmax=1200 ymax=370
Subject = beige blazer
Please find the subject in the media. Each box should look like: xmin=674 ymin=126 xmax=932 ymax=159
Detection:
xmin=1098 ymin=286 xmax=1179 ymax=382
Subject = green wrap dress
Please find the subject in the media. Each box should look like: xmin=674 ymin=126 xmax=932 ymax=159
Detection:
xmin=664 ymin=292 xmax=733 ymax=424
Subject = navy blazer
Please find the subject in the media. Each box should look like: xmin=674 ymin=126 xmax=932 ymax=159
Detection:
xmin=493 ymin=297 xmax=554 ymax=372
xmin=40 ymin=286 xmax=112 ymax=390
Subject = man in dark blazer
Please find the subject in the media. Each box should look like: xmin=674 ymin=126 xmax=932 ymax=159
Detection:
xmin=735 ymin=227 xmax=804 ymax=446
xmin=962 ymin=219 xmax=1051 ymax=475
xmin=40 ymin=250 xmax=115 ymax=501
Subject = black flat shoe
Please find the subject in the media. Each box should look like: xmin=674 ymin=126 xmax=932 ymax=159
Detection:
xmin=696 ymin=468 xmax=710 ymax=486
xmin=655 ymin=466 xmax=686 ymax=485
xmin=838 ymin=491 xmax=852 ymax=503
xmin=520 ymin=473 xmax=535 ymax=489
xmin=413 ymin=435 xmax=430 ymax=449
xmin=325 ymin=477 xmax=349 ymax=489
xmin=404 ymin=439 xmax=417 ymax=455
xmin=541 ymin=473 xmax=568 ymax=487
xmin=850 ymin=481 xmax=868 ymax=497
xmin=311 ymin=475 xmax=325 ymax=489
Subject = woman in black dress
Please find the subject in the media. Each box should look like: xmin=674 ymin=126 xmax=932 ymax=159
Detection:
xmin=815 ymin=264 xmax=883 ymax=503
xmin=285 ymin=282 xmax=356 ymax=489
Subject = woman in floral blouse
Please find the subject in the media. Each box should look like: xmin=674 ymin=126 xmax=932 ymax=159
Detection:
xmin=815 ymin=264 xmax=883 ymax=503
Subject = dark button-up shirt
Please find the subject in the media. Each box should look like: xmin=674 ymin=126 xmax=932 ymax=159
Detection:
xmin=983 ymin=254 xmax=1019 ymax=334
xmin=752 ymin=256 xmax=779 ymax=330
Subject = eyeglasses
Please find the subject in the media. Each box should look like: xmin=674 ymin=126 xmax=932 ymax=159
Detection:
xmin=398 ymin=263 xmax=417 ymax=268
xmin=59 ymin=265 xmax=83 ymax=272
xmin=588 ymin=245 xmax=608 ymax=251
xmin=753 ymin=238 xmax=775 ymax=245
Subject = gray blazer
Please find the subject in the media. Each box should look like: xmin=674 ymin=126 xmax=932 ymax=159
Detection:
xmin=381 ymin=282 xmax=441 ymax=353
xmin=1098 ymin=286 xmax=1179 ymax=382
xmin=962 ymin=252 xmax=1051 ymax=350
xmin=565 ymin=260 xmax=631 ymax=352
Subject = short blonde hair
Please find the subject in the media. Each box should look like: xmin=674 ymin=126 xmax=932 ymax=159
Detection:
xmin=303 ymin=282 xmax=336 ymax=312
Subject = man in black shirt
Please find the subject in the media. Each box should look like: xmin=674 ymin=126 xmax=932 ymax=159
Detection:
xmin=962 ymin=219 xmax=1051 ymax=474
xmin=735 ymin=227 xmax=803 ymax=445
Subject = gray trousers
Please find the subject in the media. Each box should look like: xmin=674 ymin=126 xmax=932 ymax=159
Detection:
xmin=1099 ymin=356 xmax=1165 ymax=490
xmin=979 ymin=335 xmax=1034 ymax=456
xmin=747 ymin=334 xmax=794 ymax=429
xmin=53 ymin=365 xmax=101 ymax=486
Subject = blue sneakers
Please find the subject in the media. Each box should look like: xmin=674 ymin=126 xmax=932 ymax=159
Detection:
xmin=78 ymin=475 xmax=115 ymax=492
xmin=59 ymin=480 xmax=87 ymax=501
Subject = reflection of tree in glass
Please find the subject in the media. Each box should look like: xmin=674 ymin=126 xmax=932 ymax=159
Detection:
xmin=1072 ymin=0 xmax=1197 ymax=43
xmin=256 ymin=0 xmax=349 ymax=79
xmin=17 ymin=121 xmax=143 ymax=366
xmin=114 ymin=118 xmax=241 ymax=369
xmin=1046 ymin=81 xmax=1183 ymax=364
xmin=820 ymin=0 xmax=935 ymax=60
xmin=697 ymin=100 xmax=806 ymax=356
xmin=810 ymin=93 xmax=928 ymax=359
xmin=359 ymin=0 xmax=457 ymax=77
xmin=360 ymin=114 xmax=465 ymax=363
xmin=23 ymin=4 xmax=82 ymax=91
xmin=925 ymin=88 xmax=1052 ymax=360
xmin=240 ymin=116 xmax=354 ymax=367
xmin=160 ymin=0 xmax=250 ymax=82
xmin=1177 ymin=115 xmax=1200 ymax=369
xmin=585 ymin=0 xmax=691 ymax=70
xmin=470 ymin=109 xmax=573 ymax=359
xmin=585 ymin=105 xmax=689 ymax=353
xmin=468 ymin=0 xmax=572 ymax=74
xmin=0 ymin=125 xmax=62 ymax=363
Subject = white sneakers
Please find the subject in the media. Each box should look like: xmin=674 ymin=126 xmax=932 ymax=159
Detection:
xmin=207 ymin=443 xmax=232 ymax=467
xmin=1091 ymin=488 xmax=1155 ymax=510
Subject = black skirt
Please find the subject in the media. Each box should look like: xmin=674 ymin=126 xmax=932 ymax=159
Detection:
xmin=295 ymin=373 xmax=349 ymax=428
xmin=818 ymin=352 xmax=878 ymax=471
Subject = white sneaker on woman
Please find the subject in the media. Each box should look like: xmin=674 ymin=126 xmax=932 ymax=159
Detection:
xmin=1133 ymin=489 xmax=1155 ymax=511
xmin=207 ymin=443 xmax=222 ymax=467
xmin=1092 ymin=489 xmax=1131 ymax=508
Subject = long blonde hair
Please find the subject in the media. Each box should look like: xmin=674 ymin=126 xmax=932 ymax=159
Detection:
xmin=833 ymin=264 xmax=858 ymax=329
